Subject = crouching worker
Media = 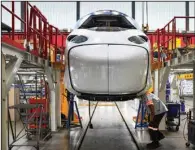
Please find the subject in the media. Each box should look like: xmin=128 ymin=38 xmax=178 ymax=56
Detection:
xmin=143 ymin=88 xmax=168 ymax=149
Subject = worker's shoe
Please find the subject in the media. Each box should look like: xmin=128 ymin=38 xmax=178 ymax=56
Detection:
xmin=148 ymin=129 xmax=158 ymax=141
xmin=146 ymin=141 xmax=160 ymax=149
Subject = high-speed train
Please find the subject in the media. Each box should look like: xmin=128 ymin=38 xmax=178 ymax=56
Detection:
xmin=64 ymin=10 xmax=152 ymax=101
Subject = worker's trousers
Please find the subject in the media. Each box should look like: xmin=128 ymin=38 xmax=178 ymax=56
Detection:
xmin=148 ymin=113 xmax=166 ymax=142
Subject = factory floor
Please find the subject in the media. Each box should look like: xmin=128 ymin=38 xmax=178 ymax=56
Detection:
xmin=8 ymin=98 xmax=195 ymax=150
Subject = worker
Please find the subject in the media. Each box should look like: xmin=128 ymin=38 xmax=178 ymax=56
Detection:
xmin=143 ymin=87 xmax=168 ymax=149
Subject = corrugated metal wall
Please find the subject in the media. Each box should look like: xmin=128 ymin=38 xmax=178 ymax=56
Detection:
xmin=80 ymin=2 xmax=132 ymax=18
xmin=1 ymin=1 xmax=194 ymax=31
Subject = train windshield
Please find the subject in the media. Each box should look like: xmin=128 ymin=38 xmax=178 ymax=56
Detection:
xmin=74 ymin=10 xmax=141 ymax=31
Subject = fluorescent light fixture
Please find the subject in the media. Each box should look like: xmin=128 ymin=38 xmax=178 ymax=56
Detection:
xmin=171 ymin=69 xmax=193 ymax=71
xmin=17 ymin=71 xmax=37 ymax=74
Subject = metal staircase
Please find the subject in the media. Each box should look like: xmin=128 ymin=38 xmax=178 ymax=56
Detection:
xmin=149 ymin=16 xmax=195 ymax=71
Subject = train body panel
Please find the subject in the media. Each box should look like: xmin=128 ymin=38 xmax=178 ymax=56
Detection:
xmin=64 ymin=10 xmax=152 ymax=101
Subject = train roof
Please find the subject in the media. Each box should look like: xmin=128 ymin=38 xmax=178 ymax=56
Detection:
xmin=74 ymin=10 xmax=141 ymax=30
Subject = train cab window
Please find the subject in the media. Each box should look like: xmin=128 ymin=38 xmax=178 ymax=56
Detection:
xmin=79 ymin=15 xmax=136 ymax=31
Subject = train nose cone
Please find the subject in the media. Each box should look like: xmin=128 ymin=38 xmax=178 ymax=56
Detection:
xmin=108 ymin=45 xmax=148 ymax=94
xmin=69 ymin=45 xmax=109 ymax=93
xmin=68 ymin=44 xmax=149 ymax=94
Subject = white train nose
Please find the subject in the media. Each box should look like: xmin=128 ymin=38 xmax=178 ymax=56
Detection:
xmin=68 ymin=44 xmax=149 ymax=94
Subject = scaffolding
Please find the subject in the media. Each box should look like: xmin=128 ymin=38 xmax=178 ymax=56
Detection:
xmin=8 ymin=104 xmax=44 ymax=150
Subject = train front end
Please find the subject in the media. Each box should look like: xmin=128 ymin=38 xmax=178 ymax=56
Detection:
xmin=65 ymin=10 xmax=152 ymax=101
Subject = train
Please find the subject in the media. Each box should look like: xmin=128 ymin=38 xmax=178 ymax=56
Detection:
xmin=64 ymin=10 xmax=152 ymax=101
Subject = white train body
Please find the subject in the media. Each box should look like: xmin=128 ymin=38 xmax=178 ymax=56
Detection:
xmin=64 ymin=10 xmax=152 ymax=101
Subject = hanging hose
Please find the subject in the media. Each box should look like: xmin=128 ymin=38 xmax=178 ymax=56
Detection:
xmin=146 ymin=2 xmax=149 ymax=29
xmin=142 ymin=2 xmax=149 ymax=33
xmin=183 ymin=116 xmax=188 ymax=141
xmin=182 ymin=111 xmax=191 ymax=142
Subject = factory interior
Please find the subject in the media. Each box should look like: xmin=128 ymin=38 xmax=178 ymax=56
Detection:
xmin=1 ymin=1 xmax=195 ymax=150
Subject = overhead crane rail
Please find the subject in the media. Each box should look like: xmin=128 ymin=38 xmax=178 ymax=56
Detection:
xmin=1 ymin=1 xmax=68 ymax=65
xmin=149 ymin=16 xmax=195 ymax=70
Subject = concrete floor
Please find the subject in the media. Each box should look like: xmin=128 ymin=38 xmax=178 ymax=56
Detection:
xmin=7 ymin=98 xmax=195 ymax=150
xmin=117 ymin=99 xmax=195 ymax=150
xmin=80 ymin=104 xmax=138 ymax=150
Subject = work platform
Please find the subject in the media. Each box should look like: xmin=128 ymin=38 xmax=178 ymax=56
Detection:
xmin=169 ymin=50 xmax=195 ymax=68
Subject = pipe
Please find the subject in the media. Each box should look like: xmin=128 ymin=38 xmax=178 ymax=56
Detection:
xmin=132 ymin=1 xmax=135 ymax=19
xmin=33 ymin=12 xmax=37 ymax=53
xmin=193 ymin=60 xmax=195 ymax=119
xmin=21 ymin=2 xmax=25 ymax=32
xmin=157 ymin=29 xmax=160 ymax=66
xmin=185 ymin=1 xmax=190 ymax=31
xmin=76 ymin=1 xmax=80 ymax=21
xmin=12 ymin=1 xmax=15 ymax=40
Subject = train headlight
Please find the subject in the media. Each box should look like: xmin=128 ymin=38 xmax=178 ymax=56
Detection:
xmin=138 ymin=35 xmax=148 ymax=42
xmin=128 ymin=36 xmax=145 ymax=44
xmin=71 ymin=35 xmax=88 ymax=44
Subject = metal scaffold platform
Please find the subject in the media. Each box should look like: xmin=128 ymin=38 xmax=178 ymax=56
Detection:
xmin=1 ymin=2 xmax=69 ymax=150
xmin=149 ymin=16 xmax=195 ymax=71
xmin=8 ymin=104 xmax=45 ymax=150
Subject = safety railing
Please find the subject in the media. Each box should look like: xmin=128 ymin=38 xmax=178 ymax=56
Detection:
xmin=150 ymin=16 xmax=195 ymax=70
xmin=1 ymin=1 xmax=67 ymax=64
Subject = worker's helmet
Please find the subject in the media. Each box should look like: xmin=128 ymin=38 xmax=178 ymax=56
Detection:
xmin=147 ymin=86 xmax=153 ymax=94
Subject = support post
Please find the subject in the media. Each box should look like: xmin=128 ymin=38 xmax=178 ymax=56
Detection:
xmin=76 ymin=1 xmax=80 ymax=21
xmin=5 ymin=57 xmax=23 ymax=92
xmin=158 ymin=91 xmax=166 ymax=130
xmin=185 ymin=1 xmax=189 ymax=31
xmin=132 ymin=1 xmax=135 ymax=19
xmin=45 ymin=67 xmax=57 ymax=131
xmin=159 ymin=67 xmax=171 ymax=91
xmin=50 ymin=90 xmax=57 ymax=131
xmin=193 ymin=60 xmax=195 ymax=119
xmin=2 ymin=54 xmax=8 ymax=150
xmin=21 ymin=1 xmax=25 ymax=31
xmin=154 ymin=70 xmax=159 ymax=97
xmin=55 ymin=69 xmax=61 ymax=127
xmin=155 ymin=68 xmax=169 ymax=130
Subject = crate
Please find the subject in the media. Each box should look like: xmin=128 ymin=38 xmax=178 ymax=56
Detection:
xmin=166 ymin=103 xmax=180 ymax=118
xmin=166 ymin=103 xmax=181 ymax=131
xmin=28 ymin=98 xmax=49 ymax=129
